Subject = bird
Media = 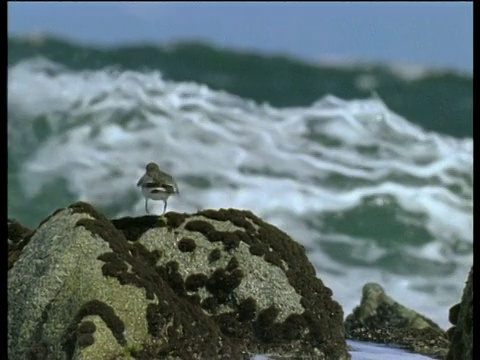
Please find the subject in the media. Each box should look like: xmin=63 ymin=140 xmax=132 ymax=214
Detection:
xmin=137 ymin=162 xmax=179 ymax=215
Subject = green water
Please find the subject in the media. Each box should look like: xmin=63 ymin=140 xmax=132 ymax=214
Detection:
xmin=8 ymin=36 xmax=473 ymax=139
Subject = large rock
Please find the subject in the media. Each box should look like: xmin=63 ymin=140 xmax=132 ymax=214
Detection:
xmin=8 ymin=202 xmax=350 ymax=359
xmin=446 ymin=266 xmax=473 ymax=360
xmin=345 ymin=283 xmax=449 ymax=359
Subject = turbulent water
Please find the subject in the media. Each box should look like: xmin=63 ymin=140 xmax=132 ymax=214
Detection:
xmin=8 ymin=39 xmax=472 ymax=346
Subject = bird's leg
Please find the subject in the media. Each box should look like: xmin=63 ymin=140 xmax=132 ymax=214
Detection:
xmin=145 ymin=199 xmax=150 ymax=214
xmin=162 ymin=200 xmax=168 ymax=215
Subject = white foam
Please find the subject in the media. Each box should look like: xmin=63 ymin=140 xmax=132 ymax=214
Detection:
xmin=348 ymin=340 xmax=439 ymax=359
xmin=8 ymin=59 xmax=472 ymax=329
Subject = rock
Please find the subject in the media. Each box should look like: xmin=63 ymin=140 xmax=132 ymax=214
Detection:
xmin=446 ymin=266 xmax=472 ymax=360
xmin=345 ymin=283 xmax=449 ymax=359
xmin=8 ymin=218 xmax=34 ymax=269
xmin=8 ymin=202 xmax=350 ymax=360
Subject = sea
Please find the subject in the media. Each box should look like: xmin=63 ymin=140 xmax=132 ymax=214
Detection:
xmin=8 ymin=36 xmax=472 ymax=359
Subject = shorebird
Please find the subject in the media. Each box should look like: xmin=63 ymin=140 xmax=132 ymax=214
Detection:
xmin=137 ymin=162 xmax=179 ymax=215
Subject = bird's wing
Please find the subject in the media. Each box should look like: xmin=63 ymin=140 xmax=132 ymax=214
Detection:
xmin=160 ymin=184 xmax=177 ymax=194
xmin=166 ymin=175 xmax=179 ymax=194
xmin=136 ymin=174 xmax=147 ymax=187
xmin=156 ymin=171 xmax=180 ymax=194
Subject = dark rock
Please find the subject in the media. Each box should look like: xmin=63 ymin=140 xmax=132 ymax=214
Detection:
xmin=446 ymin=266 xmax=472 ymax=360
xmin=8 ymin=218 xmax=34 ymax=269
xmin=448 ymin=303 xmax=461 ymax=326
xmin=8 ymin=218 xmax=32 ymax=243
xmin=345 ymin=283 xmax=449 ymax=359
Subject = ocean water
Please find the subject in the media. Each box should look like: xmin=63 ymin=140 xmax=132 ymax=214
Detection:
xmin=8 ymin=38 xmax=472 ymax=357
xmin=251 ymin=341 xmax=441 ymax=360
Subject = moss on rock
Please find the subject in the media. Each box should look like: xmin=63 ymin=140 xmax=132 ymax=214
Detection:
xmin=8 ymin=203 xmax=350 ymax=360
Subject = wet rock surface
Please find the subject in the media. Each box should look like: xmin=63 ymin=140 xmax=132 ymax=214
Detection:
xmin=446 ymin=266 xmax=472 ymax=360
xmin=345 ymin=283 xmax=450 ymax=359
xmin=8 ymin=202 xmax=350 ymax=360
